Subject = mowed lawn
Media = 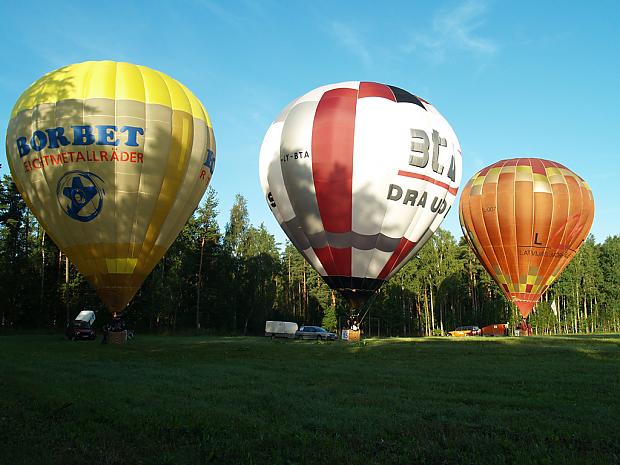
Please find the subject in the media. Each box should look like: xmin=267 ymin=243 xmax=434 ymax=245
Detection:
xmin=1 ymin=334 xmax=619 ymax=465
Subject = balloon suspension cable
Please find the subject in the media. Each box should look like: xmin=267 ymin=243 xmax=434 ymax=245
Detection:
xmin=357 ymin=292 xmax=378 ymax=326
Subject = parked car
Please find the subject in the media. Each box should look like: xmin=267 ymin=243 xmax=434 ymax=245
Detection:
xmin=447 ymin=325 xmax=481 ymax=337
xmin=66 ymin=319 xmax=96 ymax=340
xmin=295 ymin=326 xmax=337 ymax=341
xmin=65 ymin=310 xmax=96 ymax=341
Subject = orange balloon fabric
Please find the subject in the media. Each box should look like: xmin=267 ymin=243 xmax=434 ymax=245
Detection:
xmin=459 ymin=158 xmax=594 ymax=318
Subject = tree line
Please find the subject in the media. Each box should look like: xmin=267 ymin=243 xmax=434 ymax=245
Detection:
xmin=1 ymin=174 xmax=618 ymax=336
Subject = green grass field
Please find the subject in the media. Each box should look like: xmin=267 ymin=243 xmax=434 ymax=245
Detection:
xmin=1 ymin=334 xmax=619 ymax=465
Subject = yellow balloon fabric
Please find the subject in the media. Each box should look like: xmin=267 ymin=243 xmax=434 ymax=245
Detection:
xmin=6 ymin=61 xmax=216 ymax=314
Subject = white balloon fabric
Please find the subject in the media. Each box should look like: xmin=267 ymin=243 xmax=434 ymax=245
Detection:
xmin=259 ymin=82 xmax=462 ymax=307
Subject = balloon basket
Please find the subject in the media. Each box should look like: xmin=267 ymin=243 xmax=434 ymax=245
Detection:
xmin=514 ymin=329 xmax=533 ymax=337
xmin=108 ymin=330 xmax=128 ymax=344
xmin=341 ymin=329 xmax=361 ymax=343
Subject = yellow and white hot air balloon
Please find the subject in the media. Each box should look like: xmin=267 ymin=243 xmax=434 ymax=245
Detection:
xmin=5 ymin=61 xmax=216 ymax=315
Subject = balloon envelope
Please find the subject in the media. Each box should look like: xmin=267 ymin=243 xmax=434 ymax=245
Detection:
xmin=6 ymin=61 xmax=216 ymax=314
xmin=459 ymin=158 xmax=594 ymax=317
xmin=259 ymin=82 xmax=462 ymax=307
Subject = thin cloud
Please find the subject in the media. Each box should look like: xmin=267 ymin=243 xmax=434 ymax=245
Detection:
xmin=194 ymin=0 xmax=275 ymax=32
xmin=197 ymin=0 xmax=246 ymax=29
xmin=330 ymin=21 xmax=373 ymax=67
xmin=406 ymin=0 xmax=498 ymax=63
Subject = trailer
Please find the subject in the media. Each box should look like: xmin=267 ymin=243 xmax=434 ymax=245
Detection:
xmin=480 ymin=323 xmax=509 ymax=336
xmin=265 ymin=321 xmax=298 ymax=338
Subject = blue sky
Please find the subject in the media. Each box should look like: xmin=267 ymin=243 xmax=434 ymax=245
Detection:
xmin=1 ymin=0 xmax=618 ymax=245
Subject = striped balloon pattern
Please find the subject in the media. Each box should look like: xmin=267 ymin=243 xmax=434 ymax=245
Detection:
xmin=459 ymin=158 xmax=594 ymax=318
xmin=260 ymin=82 xmax=462 ymax=307
xmin=6 ymin=61 xmax=216 ymax=314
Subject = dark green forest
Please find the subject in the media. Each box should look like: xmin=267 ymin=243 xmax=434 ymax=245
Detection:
xmin=1 ymin=175 xmax=618 ymax=336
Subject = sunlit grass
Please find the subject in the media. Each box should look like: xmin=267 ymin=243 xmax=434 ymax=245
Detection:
xmin=1 ymin=334 xmax=619 ymax=465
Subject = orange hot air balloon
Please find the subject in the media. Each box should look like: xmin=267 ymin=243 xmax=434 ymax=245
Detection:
xmin=459 ymin=158 xmax=594 ymax=318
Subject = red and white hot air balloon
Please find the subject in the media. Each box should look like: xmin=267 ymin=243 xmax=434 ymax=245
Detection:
xmin=259 ymin=82 xmax=462 ymax=309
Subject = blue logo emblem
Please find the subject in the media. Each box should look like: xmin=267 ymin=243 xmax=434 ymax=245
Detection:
xmin=56 ymin=171 xmax=105 ymax=222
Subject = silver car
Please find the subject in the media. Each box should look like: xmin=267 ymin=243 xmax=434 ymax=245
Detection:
xmin=295 ymin=326 xmax=337 ymax=341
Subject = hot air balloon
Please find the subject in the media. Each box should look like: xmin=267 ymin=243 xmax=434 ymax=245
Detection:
xmin=459 ymin=158 xmax=594 ymax=318
xmin=259 ymin=82 xmax=462 ymax=310
xmin=6 ymin=61 xmax=216 ymax=315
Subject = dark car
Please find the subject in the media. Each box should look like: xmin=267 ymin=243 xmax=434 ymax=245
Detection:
xmin=65 ymin=320 xmax=96 ymax=340
xmin=295 ymin=326 xmax=337 ymax=341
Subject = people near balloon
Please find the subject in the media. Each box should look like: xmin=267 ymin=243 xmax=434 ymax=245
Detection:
xmin=259 ymin=81 xmax=462 ymax=331
xmin=459 ymin=158 xmax=594 ymax=327
xmin=518 ymin=318 xmax=533 ymax=337
xmin=110 ymin=314 xmax=126 ymax=332
xmin=101 ymin=313 xmax=133 ymax=344
xmin=6 ymin=61 xmax=216 ymax=322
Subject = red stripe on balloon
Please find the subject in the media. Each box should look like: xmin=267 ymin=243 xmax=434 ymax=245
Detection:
xmin=313 ymin=246 xmax=352 ymax=276
xmin=358 ymin=82 xmax=396 ymax=101
xmin=311 ymin=88 xmax=358 ymax=233
xmin=311 ymin=88 xmax=358 ymax=276
xmin=397 ymin=170 xmax=458 ymax=195
xmin=530 ymin=158 xmax=546 ymax=175
xmin=377 ymin=238 xmax=416 ymax=280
